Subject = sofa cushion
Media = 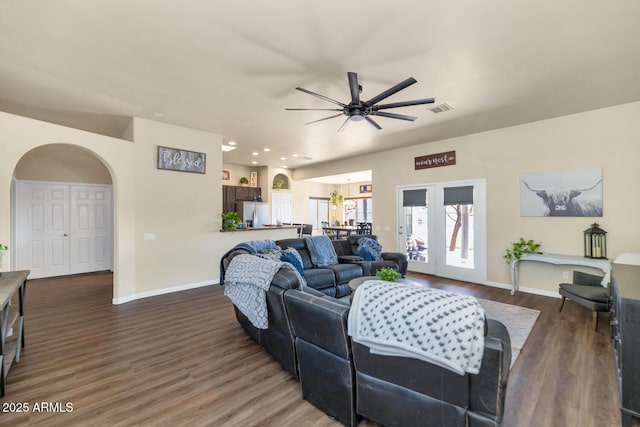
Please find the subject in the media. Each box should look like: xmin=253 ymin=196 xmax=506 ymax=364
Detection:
xmin=303 ymin=268 xmax=336 ymax=291
xmin=304 ymin=235 xmax=339 ymax=267
xmin=324 ymin=263 xmax=363 ymax=285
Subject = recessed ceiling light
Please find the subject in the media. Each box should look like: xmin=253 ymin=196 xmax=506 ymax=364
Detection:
xmin=282 ymin=166 xmax=288 ymax=169
xmin=252 ymin=152 xmax=259 ymax=156
xmin=263 ymin=148 xmax=271 ymax=152
xmin=228 ymin=141 xmax=236 ymax=146
xmin=221 ymin=145 xmax=236 ymax=152
xmin=292 ymin=154 xmax=299 ymax=158
xmin=280 ymin=156 xmax=287 ymax=160
xmin=252 ymin=161 xmax=258 ymax=164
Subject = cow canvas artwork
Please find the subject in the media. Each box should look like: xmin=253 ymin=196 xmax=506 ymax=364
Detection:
xmin=520 ymin=167 xmax=603 ymax=217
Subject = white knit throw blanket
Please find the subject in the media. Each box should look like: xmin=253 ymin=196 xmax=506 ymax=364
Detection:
xmin=348 ymin=280 xmax=485 ymax=375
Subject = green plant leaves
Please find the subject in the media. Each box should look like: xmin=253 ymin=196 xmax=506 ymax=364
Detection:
xmin=504 ymin=238 xmax=541 ymax=264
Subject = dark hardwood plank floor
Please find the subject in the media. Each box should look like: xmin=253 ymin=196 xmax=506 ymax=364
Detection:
xmin=0 ymin=272 xmax=620 ymax=426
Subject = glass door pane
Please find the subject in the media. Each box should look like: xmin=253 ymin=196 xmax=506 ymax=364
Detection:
xmin=444 ymin=204 xmax=474 ymax=269
xmin=397 ymin=186 xmax=435 ymax=275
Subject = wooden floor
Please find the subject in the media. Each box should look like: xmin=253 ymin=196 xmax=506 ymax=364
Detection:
xmin=0 ymin=272 xmax=620 ymax=427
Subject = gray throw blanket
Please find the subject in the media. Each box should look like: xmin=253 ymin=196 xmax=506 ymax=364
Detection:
xmin=219 ymin=239 xmax=277 ymax=284
xmin=224 ymin=254 xmax=304 ymax=329
xmin=304 ymin=235 xmax=338 ymax=267
xmin=348 ymin=280 xmax=485 ymax=375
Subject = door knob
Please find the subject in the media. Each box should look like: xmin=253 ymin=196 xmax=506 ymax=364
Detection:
xmin=64 ymin=233 xmax=69 ymax=237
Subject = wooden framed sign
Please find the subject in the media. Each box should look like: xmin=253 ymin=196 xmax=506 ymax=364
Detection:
xmin=415 ymin=150 xmax=456 ymax=170
xmin=157 ymin=146 xmax=206 ymax=174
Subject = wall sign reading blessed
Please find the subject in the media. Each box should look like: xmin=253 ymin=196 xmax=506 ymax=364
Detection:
xmin=415 ymin=150 xmax=456 ymax=170
xmin=157 ymin=146 xmax=206 ymax=174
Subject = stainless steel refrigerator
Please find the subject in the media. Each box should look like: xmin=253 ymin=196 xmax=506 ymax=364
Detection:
xmin=237 ymin=201 xmax=270 ymax=227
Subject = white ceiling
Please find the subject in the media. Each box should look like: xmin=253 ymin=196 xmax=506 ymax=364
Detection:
xmin=2 ymin=1 xmax=640 ymax=172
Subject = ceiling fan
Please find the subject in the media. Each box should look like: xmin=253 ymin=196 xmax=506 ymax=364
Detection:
xmin=286 ymin=72 xmax=435 ymax=132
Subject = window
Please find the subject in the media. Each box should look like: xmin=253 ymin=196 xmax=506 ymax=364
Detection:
xmin=344 ymin=197 xmax=372 ymax=223
xmin=309 ymin=197 xmax=329 ymax=230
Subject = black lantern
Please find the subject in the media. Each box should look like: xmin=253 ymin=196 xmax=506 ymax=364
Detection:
xmin=584 ymin=223 xmax=607 ymax=259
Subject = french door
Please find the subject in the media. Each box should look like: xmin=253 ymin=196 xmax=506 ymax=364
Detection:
xmin=14 ymin=180 xmax=113 ymax=279
xmin=396 ymin=179 xmax=486 ymax=283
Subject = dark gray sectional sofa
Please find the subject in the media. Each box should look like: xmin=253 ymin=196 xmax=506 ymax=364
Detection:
xmin=220 ymin=238 xmax=511 ymax=426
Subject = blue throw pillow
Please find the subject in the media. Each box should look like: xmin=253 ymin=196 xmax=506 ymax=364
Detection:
xmin=282 ymin=247 xmax=303 ymax=267
xmin=353 ymin=245 xmax=375 ymax=261
xmin=358 ymin=237 xmax=383 ymax=261
xmin=281 ymin=252 xmax=305 ymax=276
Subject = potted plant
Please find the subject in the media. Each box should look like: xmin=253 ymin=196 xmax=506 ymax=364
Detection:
xmin=273 ymin=179 xmax=285 ymax=190
xmin=503 ymin=238 xmax=541 ymax=264
xmin=376 ymin=267 xmax=401 ymax=282
xmin=221 ymin=212 xmax=241 ymax=231
xmin=239 ymin=177 xmax=249 ymax=186
xmin=329 ymin=190 xmax=343 ymax=206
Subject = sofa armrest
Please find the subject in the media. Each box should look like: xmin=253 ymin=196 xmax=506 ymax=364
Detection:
xmin=338 ymin=255 xmax=365 ymax=263
xmin=381 ymin=252 xmax=409 ymax=276
xmin=469 ymin=319 xmax=511 ymax=423
xmin=271 ymin=268 xmax=304 ymax=290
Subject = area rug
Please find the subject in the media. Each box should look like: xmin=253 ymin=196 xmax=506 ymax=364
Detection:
xmin=477 ymin=298 xmax=540 ymax=368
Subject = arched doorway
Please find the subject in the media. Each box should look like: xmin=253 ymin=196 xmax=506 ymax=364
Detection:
xmin=11 ymin=144 xmax=115 ymax=288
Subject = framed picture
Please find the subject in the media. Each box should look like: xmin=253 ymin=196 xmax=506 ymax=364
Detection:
xmin=222 ymin=169 xmax=231 ymax=181
xmin=359 ymin=184 xmax=372 ymax=193
xmin=520 ymin=167 xmax=603 ymax=217
xmin=157 ymin=146 xmax=206 ymax=174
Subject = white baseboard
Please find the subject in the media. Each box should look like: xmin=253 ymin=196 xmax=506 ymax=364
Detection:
xmin=482 ymin=279 xmax=561 ymax=299
xmin=112 ymin=279 xmax=219 ymax=305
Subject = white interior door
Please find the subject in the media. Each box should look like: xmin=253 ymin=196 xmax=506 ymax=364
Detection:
xmin=271 ymin=192 xmax=292 ymax=224
xmin=397 ymin=179 xmax=486 ymax=283
xmin=16 ymin=181 xmax=70 ymax=278
xmin=70 ymin=185 xmax=113 ymax=274
xmin=15 ymin=180 xmax=113 ymax=279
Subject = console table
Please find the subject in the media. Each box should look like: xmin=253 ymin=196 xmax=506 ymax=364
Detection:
xmin=0 ymin=270 xmax=29 ymax=397
xmin=510 ymin=253 xmax=611 ymax=295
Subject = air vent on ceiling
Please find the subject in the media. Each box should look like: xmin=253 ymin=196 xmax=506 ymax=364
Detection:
xmin=429 ymin=103 xmax=454 ymax=114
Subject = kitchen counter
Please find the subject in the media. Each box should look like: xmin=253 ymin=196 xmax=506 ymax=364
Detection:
xmin=219 ymin=225 xmax=300 ymax=233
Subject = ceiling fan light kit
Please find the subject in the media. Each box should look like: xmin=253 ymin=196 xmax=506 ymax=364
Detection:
xmin=286 ymin=72 xmax=435 ymax=132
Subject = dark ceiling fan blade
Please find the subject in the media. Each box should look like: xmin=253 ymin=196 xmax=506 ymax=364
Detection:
xmin=303 ymin=113 xmax=344 ymax=125
xmin=347 ymin=72 xmax=360 ymax=105
xmin=337 ymin=117 xmax=350 ymax=132
xmin=364 ymin=77 xmax=417 ymax=106
xmin=295 ymin=87 xmax=347 ymax=107
xmin=365 ymin=116 xmax=382 ymax=130
xmin=286 ymin=108 xmax=344 ymax=111
xmin=372 ymin=98 xmax=435 ymax=110
xmin=371 ymin=111 xmax=417 ymax=121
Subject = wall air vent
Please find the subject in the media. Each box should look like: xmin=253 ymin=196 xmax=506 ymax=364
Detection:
xmin=429 ymin=103 xmax=454 ymax=114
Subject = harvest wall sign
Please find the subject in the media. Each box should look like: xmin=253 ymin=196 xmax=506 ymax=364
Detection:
xmin=415 ymin=150 xmax=456 ymax=170
xmin=157 ymin=146 xmax=206 ymax=174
